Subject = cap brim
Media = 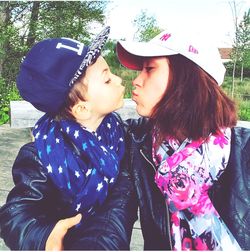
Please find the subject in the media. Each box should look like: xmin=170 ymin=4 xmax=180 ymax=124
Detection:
xmin=70 ymin=26 xmax=110 ymax=85
xmin=116 ymin=40 xmax=177 ymax=70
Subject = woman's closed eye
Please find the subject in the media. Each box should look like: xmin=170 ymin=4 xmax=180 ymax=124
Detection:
xmin=145 ymin=67 xmax=154 ymax=73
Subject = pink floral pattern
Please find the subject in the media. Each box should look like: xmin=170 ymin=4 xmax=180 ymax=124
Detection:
xmin=163 ymin=170 xmax=201 ymax=211
xmin=213 ymin=132 xmax=229 ymax=148
xmin=153 ymin=128 xmax=241 ymax=250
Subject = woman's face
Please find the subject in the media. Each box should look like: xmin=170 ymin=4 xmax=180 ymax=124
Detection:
xmin=132 ymin=56 xmax=170 ymax=117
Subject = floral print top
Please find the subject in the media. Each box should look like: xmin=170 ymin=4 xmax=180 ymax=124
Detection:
xmin=152 ymin=128 xmax=241 ymax=251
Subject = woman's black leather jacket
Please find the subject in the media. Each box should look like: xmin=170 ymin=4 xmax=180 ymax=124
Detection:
xmin=124 ymin=117 xmax=250 ymax=250
xmin=0 ymin=141 xmax=137 ymax=250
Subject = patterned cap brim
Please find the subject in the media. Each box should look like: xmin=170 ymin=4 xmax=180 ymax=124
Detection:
xmin=70 ymin=26 xmax=110 ymax=86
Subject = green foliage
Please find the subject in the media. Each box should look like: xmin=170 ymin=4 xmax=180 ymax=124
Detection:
xmin=225 ymin=60 xmax=250 ymax=77
xmin=0 ymin=1 xmax=107 ymax=84
xmin=231 ymin=8 xmax=250 ymax=78
xmin=0 ymin=77 xmax=21 ymax=125
xmin=115 ymin=68 xmax=138 ymax=98
xmin=103 ymin=42 xmax=137 ymax=98
xmin=222 ymin=76 xmax=250 ymax=121
xmin=238 ymin=100 xmax=250 ymax=121
xmin=103 ymin=40 xmax=138 ymax=98
xmin=0 ymin=23 xmax=29 ymax=82
xmin=0 ymin=1 xmax=107 ymax=125
xmin=133 ymin=10 xmax=162 ymax=42
xmin=103 ymin=40 xmax=120 ymax=69
xmin=1 ymin=1 xmax=249 ymax=126
xmin=35 ymin=1 xmax=107 ymax=41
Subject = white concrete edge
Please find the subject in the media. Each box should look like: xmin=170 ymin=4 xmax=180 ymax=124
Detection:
xmin=10 ymin=100 xmax=250 ymax=129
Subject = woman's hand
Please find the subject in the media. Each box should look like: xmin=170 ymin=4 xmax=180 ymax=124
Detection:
xmin=45 ymin=213 xmax=82 ymax=251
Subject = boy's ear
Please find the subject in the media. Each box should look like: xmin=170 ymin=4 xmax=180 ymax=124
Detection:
xmin=71 ymin=101 xmax=91 ymax=120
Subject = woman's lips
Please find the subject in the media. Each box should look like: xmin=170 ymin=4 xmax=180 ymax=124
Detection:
xmin=132 ymin=91 xmax=138 ymax=97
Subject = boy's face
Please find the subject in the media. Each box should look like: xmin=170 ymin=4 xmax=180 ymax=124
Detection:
xmin=84 ymin=56 xmax=125 ymax=117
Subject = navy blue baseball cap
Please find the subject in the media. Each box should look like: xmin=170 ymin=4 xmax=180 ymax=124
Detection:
xmin=17 ymin=26 xmax=110 ymax=115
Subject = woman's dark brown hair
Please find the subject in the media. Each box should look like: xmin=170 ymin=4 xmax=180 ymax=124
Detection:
xmin=151 ymin=54 xmax=237 ymax=143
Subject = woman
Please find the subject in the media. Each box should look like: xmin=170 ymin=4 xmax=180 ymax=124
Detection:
xmin=0 ymin=27 xmax=137 ymax=250
xmin=117 ymin=30 xmax=250 ymax=250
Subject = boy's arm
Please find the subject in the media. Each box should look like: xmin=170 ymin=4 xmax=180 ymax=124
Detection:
xmin=0 ymin=143 xmax=58 ymax=250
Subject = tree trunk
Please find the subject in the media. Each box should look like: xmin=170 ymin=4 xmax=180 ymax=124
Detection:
xmin=0 ymin=2 xmax=11 ymax=77
xmin=26 ymin=1 xmax=40 ymax=48
xmin=232 ymin=59 xmax=236 ymax=98
xmin=240 ymin=62 xmax=244 ymax=82
xmin=0 ymin=13 xmax=4 ymax=76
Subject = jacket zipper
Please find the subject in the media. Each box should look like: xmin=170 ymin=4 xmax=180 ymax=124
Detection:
xmin=139 ymin=149 xmax=173 ymax=250
xmin=139 ymin=149 xmax=156 ymax=172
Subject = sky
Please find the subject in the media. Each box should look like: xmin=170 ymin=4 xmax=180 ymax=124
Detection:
xmin=102 ymin=0 xmax=250 ymax=47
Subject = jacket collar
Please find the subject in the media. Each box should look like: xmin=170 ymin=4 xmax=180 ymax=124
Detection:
xmin=129 ymin=118 xmax=153 ymax=158
xmin=232 ymin=127 xmax=250 ymax=150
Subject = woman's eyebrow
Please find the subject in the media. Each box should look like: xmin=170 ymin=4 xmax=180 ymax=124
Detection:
xmin=143 ymin=59 xmax=153 ymax=66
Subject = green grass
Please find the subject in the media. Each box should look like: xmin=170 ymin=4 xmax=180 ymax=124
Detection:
xmin=222 ymin=77 xmax=250 ymax=121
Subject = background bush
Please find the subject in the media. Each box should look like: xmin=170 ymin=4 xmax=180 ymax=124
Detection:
xmin=222 ymin=76 xmax=250 ymax=121
xmin=0 ymin=77 xmax=21 ymax=124
xmin=0 ymin=2 xmax=249 ymax=125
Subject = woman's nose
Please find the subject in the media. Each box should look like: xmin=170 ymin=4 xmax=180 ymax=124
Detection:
xmin=132 ymin=73 xmax=142 ymax=87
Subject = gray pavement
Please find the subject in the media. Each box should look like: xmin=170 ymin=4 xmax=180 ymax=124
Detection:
xmin=0 ymin=124 xmax=143 ymax=250
xmin=0 ymin=125 xmax=31 ymax=250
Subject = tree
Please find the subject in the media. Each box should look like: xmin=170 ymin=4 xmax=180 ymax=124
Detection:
xmin=236 ymin=9 xmax=250 ymax=81
xmin=0 ymin=2 xmax=25 ymax=82
xmin=103 ymin=40 xmax=120 ymax=71
xmin=36 ymin=1 xmax=107 ymax=42
xmin=0 ymin=2 xmax=12 ymax=77
xmin=229 ymin=0 xmax=240 ymax=97
xmin=229 ymin=1 xmax=250 ymax=97
xmin=133 ymin=10 xmax=162 ymax=42
xmin=26 ymin=1 xmax=40 ymax=48
xmin=0 ymin=1 xmax=108 ymax=124
xmin=0 ymin=1 xmax=107 ymax=86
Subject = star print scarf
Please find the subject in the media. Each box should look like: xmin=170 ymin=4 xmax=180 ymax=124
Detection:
xmin=152 ymin=128 xmax=241 ymax=250
xmin=33 ymin=113 xmax=125 ymax=218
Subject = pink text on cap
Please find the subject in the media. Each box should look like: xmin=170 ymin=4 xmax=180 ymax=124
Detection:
xmin=160 ymin=33 xmax=171 ymax=41
xmin=188 ymin=45 xmax=199 ymax=54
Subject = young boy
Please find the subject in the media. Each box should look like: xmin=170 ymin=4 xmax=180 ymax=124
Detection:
xmin=0 ymin=27 xmax=136 ymax=250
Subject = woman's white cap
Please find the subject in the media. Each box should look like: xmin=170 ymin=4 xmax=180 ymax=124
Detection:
xmin=116 ymin=30 xmax=226 ymax=85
